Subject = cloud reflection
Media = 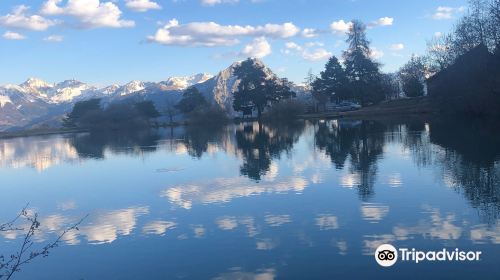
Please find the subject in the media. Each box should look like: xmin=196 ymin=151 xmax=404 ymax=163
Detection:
xmin=361 ymin=203 xmax=389 ymax=222
xmin=143 ymin=220 xmax=176 ymax=236
xmin=213 ymin=268 xmax=276 ymax=280
xmin=81 ymin=206 xmax=149 ymax=244
xmin=315 ymin=214 xmax=339 ymax=230
xmin=162 ymin=176 xmax=308 ymax=209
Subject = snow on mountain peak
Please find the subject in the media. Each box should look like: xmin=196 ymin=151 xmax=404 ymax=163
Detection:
xmin=20 ymin=78 xmax=53 ymax=89
xmin=0 ymin=95 xmax=12 ymax=107
xmin=162 ymin=73 xmax=214 ymax=90
xmin=118 ymin=80 xmax=146 ymax=96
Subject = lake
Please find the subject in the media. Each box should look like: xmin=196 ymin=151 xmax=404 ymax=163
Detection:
xmin=1 ymin=118 xmax=499 ymax=279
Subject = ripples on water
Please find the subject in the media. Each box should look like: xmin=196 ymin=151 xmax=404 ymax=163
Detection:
xmin=0 ymin=118 xmax=499 ymax=279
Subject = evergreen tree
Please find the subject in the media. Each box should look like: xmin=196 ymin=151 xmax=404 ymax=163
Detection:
xmin=176 ymin=87 xmax=207 ymax=114
xmin=343 ymin=20 xmax=385 ymax=105
xmin=134 ymin=101 xmax=160 ymax=119
xmin=63 ymin=98 xmax=102 ymax=128
xmin=233 ymin=58 xmax=295 ymax=119
xmin=312 ymin=56 xmax=349 ymax=105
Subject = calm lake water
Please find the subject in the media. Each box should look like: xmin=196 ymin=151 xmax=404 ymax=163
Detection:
xmin=1 ymin=118 xmax=499 ymax=279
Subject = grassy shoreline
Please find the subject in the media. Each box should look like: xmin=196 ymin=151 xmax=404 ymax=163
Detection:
xmin=0 ymin=97 xmax=442 ymax=139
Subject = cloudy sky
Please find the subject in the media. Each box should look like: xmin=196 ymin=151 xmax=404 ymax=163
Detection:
xmin=0 ymin=0 xmax=467 ymax=85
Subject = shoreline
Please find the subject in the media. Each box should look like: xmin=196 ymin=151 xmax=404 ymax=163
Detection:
xmin=0 ymin=97 xmax=466 ymax=139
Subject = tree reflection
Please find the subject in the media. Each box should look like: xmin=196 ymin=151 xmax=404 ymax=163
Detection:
xmin=180 ymin=125 xmax=229 ymax=158
xmin=314 ymin=120 xmax=385 ymax=200
xmin=429 ymin=118 xmax=500 ymax=221
xmin=70 ymin=129 xmax=161 ymax=159
xmin=235 ymin=122 xmax=305 ymax=181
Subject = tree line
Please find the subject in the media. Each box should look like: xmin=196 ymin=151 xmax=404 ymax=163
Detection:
xmin=63 ymin=99 xmax=160 ymax=129
xmin=310 ymin=20 xmax=392 ymax=107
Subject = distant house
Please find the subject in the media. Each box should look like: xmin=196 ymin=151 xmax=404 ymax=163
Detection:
xmin=426 ymin=44 xmax=499 ymax=98
xmin=426 ymin=44 xmax=500 ymax=115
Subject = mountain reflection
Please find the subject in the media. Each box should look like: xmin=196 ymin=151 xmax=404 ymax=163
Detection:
xmin=1 ymin=118 xmax=499 ymax=220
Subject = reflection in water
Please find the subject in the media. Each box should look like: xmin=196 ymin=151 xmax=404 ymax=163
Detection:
xmin=1 ymin=118 xmax=500 ymax=279
xmin=264 ymin=214 xmax=291 ymax=227
xmin=315 ymin=214 xmax=339 ymax=230
xmin=214 ymin=268 xmax=276 ymax=280
xmin=235 ymin=122 xmax=305 ymax=181
xmin=0 ymin=135 xmax=79 ymax=171
xmin=161 ymin=176 xmax=308 ymax=209
xmin=361 ymin=203 xmax=389 ymax=222
xmin=1 ymin=119 xmax=499 ymax=220
xmin=142 ymin=220 xmax=176 ymax=236
xmin=429 ymin=118 xmax=500 ymax=221
xmin=81 ymin=206 xmax=149 ymax=244
xmin=1 ymin=119 xmax=499 ymax=221
xmin=314 ymin=120 xmax=385 ymax=200
xmin=71 ymin=130 xmax=161 ymax=159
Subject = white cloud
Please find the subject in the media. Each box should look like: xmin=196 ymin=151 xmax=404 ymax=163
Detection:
xmin=125 ymin=0 xmax=161 ymax=12
xmin=330 ymin=19 xmax=352 ymax=35
xmin=368 ymin=17 xmax=394 ymax=28
xmin=370 ymin=47 xmax=384 ymax=59
xmin=3 ymin=31 xmax=26 ymax=40
xmin=389 ymin=43 xmax=404 ymax=51
xmin=148 ymin=19 xmax=299 ymax=47
xmin=434 ymin=31 xmax=443 ymax=38
xmin=285 ymin=41 xmax=302 ymax=51
xmin=432 ymin=6 xmax=465 ymax=20
xmin=40 ymin=0 xmax=135 ymax=28
xmin=302 ymin=28 xmax=318 ymax=38
xmin=0 ymin=5 xmax=57 ymax=31
xmin=44 ymin=35 xmax=64 ymax=42
xmin=201 ymin=0 xmax=239 ymax=6
xmin=283 ymin=41 xmax=330 ymax=61
xmin=305 ymin=41 xmax=324 ymax=47
xmin=240 ymin=37 xmax=271 ymax=58
xmin=302 ymin=48 xmax=332 ymax=61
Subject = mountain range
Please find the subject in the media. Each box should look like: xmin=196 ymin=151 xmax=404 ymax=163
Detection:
xmin=0 ymin=59 xmax=306 ymax=131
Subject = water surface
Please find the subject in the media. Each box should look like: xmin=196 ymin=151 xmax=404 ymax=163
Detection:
xmin=1 ymin=118 xmax=499 ymax=279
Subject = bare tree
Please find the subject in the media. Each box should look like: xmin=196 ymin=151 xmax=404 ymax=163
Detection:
xmin=0 ymin=205 xmax=86 ymax=280
xmin=426 ymin=33 xmax=456 ymax=72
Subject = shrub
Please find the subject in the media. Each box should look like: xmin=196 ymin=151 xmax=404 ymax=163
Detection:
xmin=263 ymin=99 xmax=306 ymax=122
xmin=187 ymin=106 xmax=230 ymax=125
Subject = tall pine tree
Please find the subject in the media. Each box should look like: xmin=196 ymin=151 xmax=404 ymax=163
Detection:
xmin=343 ymin=20 xmax=385 ymax=105
xmin=312 ymin=56 xmax=350 ymax=106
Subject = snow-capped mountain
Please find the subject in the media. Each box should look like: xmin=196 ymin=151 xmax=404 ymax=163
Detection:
xmin=161 ymin=73 xmax=213 ymax=90
xmin=0 ymin=60 xmax=298 ymax=131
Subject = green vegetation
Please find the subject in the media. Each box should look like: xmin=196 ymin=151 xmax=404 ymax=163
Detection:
xmin=262 ymin=99 xmax=306 ymax=122
xmin=399 ymin=56 xmax=426 ymax=98
xmin=176 ymin=86 xmax=229 ymax=125
xmin=176 ymin=87 xmax=207 ymax=114
xmin=233 ymin=58 xmax=295 ymax=119
xmin=310 ymin=20 xmax=388 ymax=107
xmin=63 ymin=99 xmax=160 ymax=130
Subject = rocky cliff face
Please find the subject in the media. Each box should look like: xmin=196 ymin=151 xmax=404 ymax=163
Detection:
xmin=194 ymin=58 xmax=277 ymax=115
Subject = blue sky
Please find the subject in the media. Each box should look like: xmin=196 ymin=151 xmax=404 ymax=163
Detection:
xmin=0 ymin=0 xmax=468 ymax=85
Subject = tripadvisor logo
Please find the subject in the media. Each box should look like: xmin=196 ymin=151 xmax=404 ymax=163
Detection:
xmin=374 ymin=244 xmax=482 ymax=267
xmin=375 ymin=244 xmax=398 ymax=267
